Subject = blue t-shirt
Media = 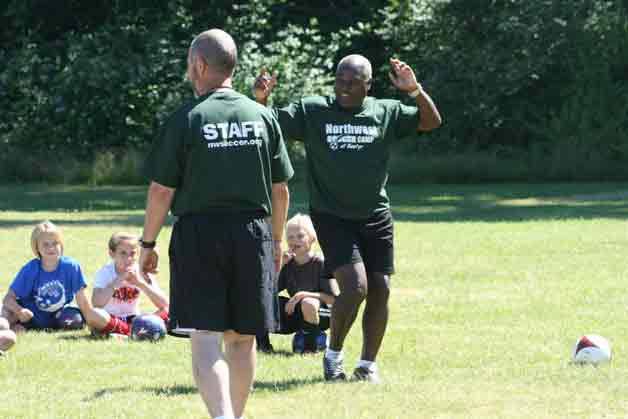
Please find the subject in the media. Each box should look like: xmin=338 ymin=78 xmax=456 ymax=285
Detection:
xmin=10 ymin=256 xmax=87 ymax=328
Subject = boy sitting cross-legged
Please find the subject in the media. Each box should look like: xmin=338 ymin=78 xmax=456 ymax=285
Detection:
xmin=89 ymin=232 xmax=169 ymax=338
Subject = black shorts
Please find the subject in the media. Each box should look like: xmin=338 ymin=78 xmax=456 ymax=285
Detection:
xmin=310 ymin=208 xmax=394 ymax=275
xmin=168 ymin=213 xmax=278 ymax=337
xmin=275 ymin=296 xmax=330 ymax=334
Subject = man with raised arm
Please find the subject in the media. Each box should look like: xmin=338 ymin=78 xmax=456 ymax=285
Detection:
xmin=253 ymin=55 xmax=441 ymax=383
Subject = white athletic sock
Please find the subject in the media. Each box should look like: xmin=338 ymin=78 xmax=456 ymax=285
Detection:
xmin=325 ymin=348 xmax=343 ymax=361
xmin=214 ymin=416 xmax=235 ymax=419
xmin=357 ymin=360 xmax=377 ymax=372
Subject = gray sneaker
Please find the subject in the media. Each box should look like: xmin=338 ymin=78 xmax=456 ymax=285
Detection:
xmin=323 ymin=355 xmax=347 ymax=381
xmin=352 ymin=366 xmax=381 ymax=384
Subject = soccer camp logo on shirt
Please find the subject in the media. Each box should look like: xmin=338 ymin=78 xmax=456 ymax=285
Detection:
xmin=325 ymin=123 xmax=379 ymax=151
xmin=202 ymin=121 xmax=265 ymax=149
xmin=35 ymin=280 xmax=67 ymax=312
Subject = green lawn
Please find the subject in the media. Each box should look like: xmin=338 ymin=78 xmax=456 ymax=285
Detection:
xmin=1 ymin=182 xmax=628 ymax=418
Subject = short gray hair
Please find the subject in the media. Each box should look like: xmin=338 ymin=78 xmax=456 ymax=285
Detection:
xmin=190 ymin=29 xmax=237 ymax=77
xmin=337 ymin=54 xmax=372 ymax=81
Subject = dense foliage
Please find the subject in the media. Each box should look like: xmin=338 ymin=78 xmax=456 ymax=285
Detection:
xmin=1 ymin=0 xmax=627 ymax=182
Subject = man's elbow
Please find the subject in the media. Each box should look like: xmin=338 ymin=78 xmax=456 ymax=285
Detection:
xmin=149 ymin=181 xmax=176 ymax=200
xmin=272 ymin=182 xmax=290 ymax=201
xmin=418 ymin=115 xmax=442 ymax=132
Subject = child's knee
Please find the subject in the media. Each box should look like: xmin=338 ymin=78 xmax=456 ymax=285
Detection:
xmin=0 ymin=330 xmax=17 ymax=351
xmin=86 ymin=307 xmax=111 ymax=331
xmin=0 ymin=317 xmax=10 ymax=331
xmin=300 ymin=298 xmax=320 ymax=323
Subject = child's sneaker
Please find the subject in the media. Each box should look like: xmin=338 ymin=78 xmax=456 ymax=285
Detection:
xmin=315 ymin=331 xmax=328 ymax=351
xmin=292 ymin=330 xmax=305 ymax=354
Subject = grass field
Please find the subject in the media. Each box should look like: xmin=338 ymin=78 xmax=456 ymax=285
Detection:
xmin=1 ymin=182 xmax=628 ymax=419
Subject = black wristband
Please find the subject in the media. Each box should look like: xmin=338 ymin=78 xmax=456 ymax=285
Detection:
xmin=139 ymin=239 xmax=156 ymax=249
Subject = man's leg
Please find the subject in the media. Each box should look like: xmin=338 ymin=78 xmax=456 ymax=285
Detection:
xmin=190 ymin=330 xmax=233 ymax=419
xmin=224 ymin=331 xmax=256 ymax=419
xmin=329 ymin=262 xmax=368 ymax=351
xmin=324 ymin=262 xmax=368 ymax=380
xmin=361 ymin=272 xmax=390 ymax=361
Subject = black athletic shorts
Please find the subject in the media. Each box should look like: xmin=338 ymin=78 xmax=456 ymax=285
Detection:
xmin=168 ymin=212 xmax=278 ymax=337
xmin=310 ymin=208 xmax=394 ymax=275
xmin=275 ymin=296 xmax=330 ymax=334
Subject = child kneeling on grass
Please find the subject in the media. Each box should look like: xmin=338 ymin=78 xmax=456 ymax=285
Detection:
xmin=89 ymin=232 xmax=169 ymax=339
xmin=0 ymin=221 xmax=99 ymax=354
xmin=257 ymin=214 xmax=338 ymax=354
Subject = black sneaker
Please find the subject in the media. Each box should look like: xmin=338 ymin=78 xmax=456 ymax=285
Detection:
xmin=256 ymin=332 xmax=274 ymax=353
xmin=323 ymin=355 xmax=347 ymax=381
xmin=352 ymin=366 xmax=381 ymax=384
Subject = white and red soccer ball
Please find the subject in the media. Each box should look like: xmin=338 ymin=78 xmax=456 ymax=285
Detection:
xmin=572 ymin=334 xmax=611 ymax=364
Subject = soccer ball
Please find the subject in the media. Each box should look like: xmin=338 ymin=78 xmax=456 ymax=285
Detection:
xmin=572 ymin=334 xmax=611 ymax=364
xmin=130 ymin=314 xmax=166 ymax=342
xmin=54 ymin=306 xmax=85 ymax=330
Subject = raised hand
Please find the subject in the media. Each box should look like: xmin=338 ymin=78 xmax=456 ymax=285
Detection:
xmin=388 ymin=58 xmax=420 ymax=93
xmin=252 ymin=67 xmax=278 ymax=105
xmin=123 ymin=267 xmax=142 ymax=287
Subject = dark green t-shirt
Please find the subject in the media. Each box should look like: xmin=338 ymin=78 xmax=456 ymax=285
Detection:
xmin=275 ymin=96 xmax=418 ymax=219
xmin=145 ymin=89 xmax=294 ymax=216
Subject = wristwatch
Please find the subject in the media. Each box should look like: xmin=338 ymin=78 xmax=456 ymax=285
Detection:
xmin=139 ymin=238 xmax=156 ymax=249
xmin=408 ymin=84 xmax=424 ymax=98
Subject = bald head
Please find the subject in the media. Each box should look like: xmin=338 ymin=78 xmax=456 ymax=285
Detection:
xmin=337 ymin=54 xmax=372 ymax=82
xmin=190 ymin=29 xmax=237 ymax=78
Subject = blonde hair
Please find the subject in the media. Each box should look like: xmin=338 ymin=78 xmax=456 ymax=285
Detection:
xmin=31 ymin=221 xmax=64 ymax=257
xmin=108 ymin=232 xmax=139 ymax=252
xmin=286 ymin=213 xmax=317 ymax=242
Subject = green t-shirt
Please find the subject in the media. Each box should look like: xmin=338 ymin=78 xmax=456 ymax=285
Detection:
xmin=275 ymin=95 xmax=418 ymax=219
xmin=145 ymin=89 xmax=294 ymax=216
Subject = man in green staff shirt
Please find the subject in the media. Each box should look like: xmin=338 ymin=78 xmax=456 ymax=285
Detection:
xmin=253 ymin=54 xmax=441 ymax=384
xmin=140 ymin=29 xmax=293 ymax=419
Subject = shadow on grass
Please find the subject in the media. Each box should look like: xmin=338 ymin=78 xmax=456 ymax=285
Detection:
xmin=2 ymin=182 xmax=628 ymax=224
xmin=56 ymin=333 xmax=99 ymax=341
xmin=83 ymin=386 xmax=133 ymax=402
xmin=0 ymin=185 xmax=147 ymax=212
xmin=258 ymin=348 xmax=298 ymax=357
xmin=388 ymin=183 xmax=628 ymax=222
xmin=0 ymin=214 xmax=170 ymax=229
xmin=84 ymin=384 xmax=198 ymax=401
xmin=143 ymin=384 xmax=197 ymax=396
xmin=56 ymin=333 xmax=130 ymax=342
xmin=253 ymin=376 xmax=328 ymax=392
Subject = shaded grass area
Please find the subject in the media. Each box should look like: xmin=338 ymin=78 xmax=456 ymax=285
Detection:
xmin=2 ymin=182 xmax=627 ymax=225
